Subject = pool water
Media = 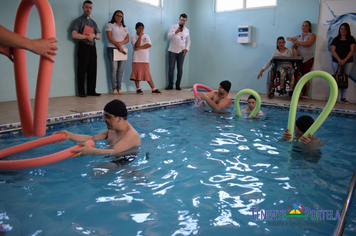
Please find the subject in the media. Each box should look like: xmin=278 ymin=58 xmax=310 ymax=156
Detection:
xmin=1 ymin=103 xmax=356 ymax=236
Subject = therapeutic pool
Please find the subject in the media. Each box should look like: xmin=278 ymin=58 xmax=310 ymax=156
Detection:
xmin=0 ymin=103 xmax=356 ymax=236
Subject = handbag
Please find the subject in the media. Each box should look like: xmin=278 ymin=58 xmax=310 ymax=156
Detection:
xmin=333 ymin=65 xmax=349 ymax=89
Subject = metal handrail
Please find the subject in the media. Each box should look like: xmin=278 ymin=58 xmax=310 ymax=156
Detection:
xmin=333 ymin=166 xmax=356 ymax=236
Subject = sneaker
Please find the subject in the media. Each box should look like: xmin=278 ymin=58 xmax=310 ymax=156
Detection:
xmin=166 ymin=84 xmax=173 ymax=90
xmin=152 ymin=89 xmax=162 ymax=94
xmin=176 ymin=86 xmax=181 ymax=90
xmin=136 ymin=89 xmax=143 ymax=95
xmin=341 ymin=98 xmax=350 ymax=104
xmin=279 ymin=88 xmax=286 ymax=93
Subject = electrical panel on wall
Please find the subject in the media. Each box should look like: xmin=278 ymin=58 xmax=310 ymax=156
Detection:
xmin=238 ymin=25 xmax=251 ymax=44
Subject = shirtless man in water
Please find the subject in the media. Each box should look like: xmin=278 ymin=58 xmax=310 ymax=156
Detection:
xmin=57 ymin=99 xmax=141 ymax=157
xmin=198 ymin=80 xmax=232 ymax=111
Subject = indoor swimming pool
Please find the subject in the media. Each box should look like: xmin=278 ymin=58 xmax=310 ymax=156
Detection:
xmin=0 ymin=103 xmax=355 ymax=236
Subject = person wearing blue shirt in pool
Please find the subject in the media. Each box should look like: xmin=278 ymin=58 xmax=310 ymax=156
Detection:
xmin=56 ymin=99 xmax=141 ymax=157
xmin=241 ymin=95 xmax=264 ymax=117
xmin=198 ymin=80 xmax=232 ymax=111
xmin=281 ymin=115 xmax=324 ymax=148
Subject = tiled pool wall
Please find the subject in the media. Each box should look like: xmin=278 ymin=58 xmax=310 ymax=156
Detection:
xmin=1 ymin=98 xmax=355 ymax=138
xmin=0 ymin=99 xmax=194 ymax=138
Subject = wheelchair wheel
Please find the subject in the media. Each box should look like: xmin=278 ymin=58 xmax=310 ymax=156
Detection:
xmin=294 ymin=71 xmax=303 ymax=88
xmin=266 ymin=70 xmax=274 ymax=95
xmin=298 ymin=71 xmax=303 ymax=80
xmin=268 ymin=90 xmax=274 ymax=99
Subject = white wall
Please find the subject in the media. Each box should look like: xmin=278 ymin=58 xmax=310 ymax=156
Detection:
xmin=0 ymin=0 xmax=322 ymax=102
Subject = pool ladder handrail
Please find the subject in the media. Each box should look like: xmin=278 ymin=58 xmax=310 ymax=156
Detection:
xmin=333 ymin=166 xmax=356 ymax=236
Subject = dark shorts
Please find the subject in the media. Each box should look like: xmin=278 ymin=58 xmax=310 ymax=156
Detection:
xmin=111 ymin=154 xmax=137 ymax=166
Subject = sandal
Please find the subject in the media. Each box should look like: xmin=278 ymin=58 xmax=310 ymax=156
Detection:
xmin=301 ymin=96 xmax=308 ymax=100
xmin=341 ymin=98 xmax=350 ymax=104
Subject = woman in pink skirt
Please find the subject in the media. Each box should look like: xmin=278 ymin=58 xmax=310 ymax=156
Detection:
xmin=130 ymin=22 xmax=161 ymax=95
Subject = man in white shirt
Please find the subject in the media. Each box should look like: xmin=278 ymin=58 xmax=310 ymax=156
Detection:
xmin=166 ymin=13 xmax=191 ymax=90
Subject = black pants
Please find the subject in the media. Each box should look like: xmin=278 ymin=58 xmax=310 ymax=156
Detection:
xmin=77 ymin=42 xmax=97 ymax=95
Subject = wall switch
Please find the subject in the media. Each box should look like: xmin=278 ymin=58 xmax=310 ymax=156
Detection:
xmin=253 ymin=42 xmax=256 ymax=48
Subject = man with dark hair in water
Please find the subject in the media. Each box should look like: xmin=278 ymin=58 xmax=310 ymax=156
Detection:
xmin=198 ymin=80 xmax=232 ymax=111
xmin=241 ymin=94 xmax=264 ymax=117
xmin=282 ymin=115 xmax=324 ymax=148
xmin=57 ymin=99 xmax=141 ymax=157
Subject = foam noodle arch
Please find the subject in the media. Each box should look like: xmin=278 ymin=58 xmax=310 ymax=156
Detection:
xmin=287 ymin=71 xmax=338 ymax=142
xmin=0 ymin=133 xmax=95 ymax=170
xmin=193 ymin=84 xmax=214 ymax=99
xmin=13 ymin=0 xmax=55 ymax=137
xmin=234 ymin=89 xmax=262 ymax=117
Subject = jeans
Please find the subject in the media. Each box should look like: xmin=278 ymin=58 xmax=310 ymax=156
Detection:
xmin=107 ymin=47 xmax=126 ymax=89
xmin=168 ymin=51 xmax=185 ymax=86
xmin=331 ymin=61 xmax=353 ymax=99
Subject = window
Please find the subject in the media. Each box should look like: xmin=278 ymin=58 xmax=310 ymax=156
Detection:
xmin=215 ymin=0 xmax=276 ymax=12
xmin=133 ymin=0 xmax=161 ymax=7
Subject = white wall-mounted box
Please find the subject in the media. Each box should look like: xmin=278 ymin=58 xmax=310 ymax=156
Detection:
xmin=238 ymin=25 xmax=251 ymax=43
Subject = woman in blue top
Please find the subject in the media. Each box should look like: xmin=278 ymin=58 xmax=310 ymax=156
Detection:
xmin=330 ymin=22 xmax=356 ymax=104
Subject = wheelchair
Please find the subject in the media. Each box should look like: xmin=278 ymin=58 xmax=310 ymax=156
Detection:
xmin=266 ymin=56 xmax=303 ymax=99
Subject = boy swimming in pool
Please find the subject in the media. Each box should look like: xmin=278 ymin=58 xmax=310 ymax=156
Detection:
xmin=281 ymin=115 xmax=324 ymax=148
xmin=241 ymin=95 xmax=264 ymax=117
xmin=56 ymin=99 xmax=141 ymax=157
xmin=197 ymin=80 xmax=232 ymax=111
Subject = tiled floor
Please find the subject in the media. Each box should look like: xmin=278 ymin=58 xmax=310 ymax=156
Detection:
xmin=0 ymin=87 xmax=355 ymax=134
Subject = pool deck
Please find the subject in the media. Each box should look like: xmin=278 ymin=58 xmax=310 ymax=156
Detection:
xmin=0 ymin=87 xmax=356 ymax=135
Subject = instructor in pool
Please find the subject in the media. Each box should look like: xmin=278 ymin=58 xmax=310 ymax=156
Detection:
xmin=197 ymin=80 xmax=232 ymax=111
xmin=56 ymin=99 xmax=141 ymax=157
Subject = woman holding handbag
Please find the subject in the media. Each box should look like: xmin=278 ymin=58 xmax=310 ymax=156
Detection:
xmin=331 ymin=22 xmax=356 ymax=104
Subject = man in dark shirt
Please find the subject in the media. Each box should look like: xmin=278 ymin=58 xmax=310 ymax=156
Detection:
xmin=72 ymin=0 xmax=101 ymax=97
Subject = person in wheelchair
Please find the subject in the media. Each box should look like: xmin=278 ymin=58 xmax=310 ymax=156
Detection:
xmin=258 ymin=36 xmax=298 ymax=96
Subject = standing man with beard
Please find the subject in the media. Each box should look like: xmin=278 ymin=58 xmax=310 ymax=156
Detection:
xmin=72 ymin=0 xmax=101 ymax=97
xmin=56 ymin=100 xmax=141 ymax=157
xmin=197 ymin=80 xmax=232 ymax=111
xmin=166 ymin=13 xmax=190 ymax=90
